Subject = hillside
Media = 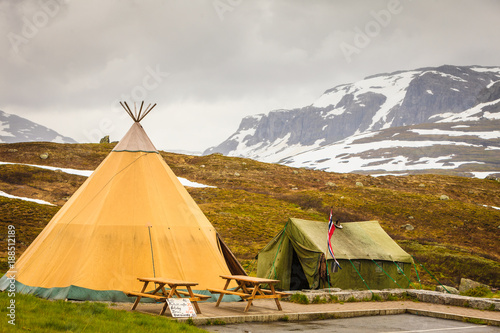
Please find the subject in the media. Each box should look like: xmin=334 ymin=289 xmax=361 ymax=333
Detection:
xmin=1 ymin=142 xmax=499 ymax=289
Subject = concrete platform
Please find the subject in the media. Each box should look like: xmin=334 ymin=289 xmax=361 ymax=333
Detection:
xmin=111 ymin=299 xmax=500 ymax=326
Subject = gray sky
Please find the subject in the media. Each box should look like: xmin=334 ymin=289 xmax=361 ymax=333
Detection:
xmin=1 ymin=0 xmax=499 ymax=152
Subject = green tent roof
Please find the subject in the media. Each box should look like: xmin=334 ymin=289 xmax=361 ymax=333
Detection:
xmin=288 ymin=218 xmax=412 ymax=263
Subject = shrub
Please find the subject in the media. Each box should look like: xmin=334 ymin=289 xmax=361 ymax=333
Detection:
xmin=290 ymin=293 xmax=309 ymax=304
xmin=461 ymin=285 xmax=491 ymax=298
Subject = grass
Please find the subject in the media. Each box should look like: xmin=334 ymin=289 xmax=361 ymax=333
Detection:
xmin=0 ymin=292 xmax=205 ymax=332
xmin=460 ymin=285 xmax=498 ymax=298
xmin=289 ymin=293 xmax=309 ymax=304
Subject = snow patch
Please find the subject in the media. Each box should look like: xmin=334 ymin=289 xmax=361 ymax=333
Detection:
xmin=0 ymin=190 xmax=54 ymax=206
xmin=0 ymin=162 xmax=215 ymax=188
xmin=409 ymin=129 xmax=500 ymax=139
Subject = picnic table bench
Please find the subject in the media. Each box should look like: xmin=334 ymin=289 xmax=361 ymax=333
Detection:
xmin=125 ymin=277 xmax=210 ymax=316
xmin=208 ymin=275 xmax=290 ymax=312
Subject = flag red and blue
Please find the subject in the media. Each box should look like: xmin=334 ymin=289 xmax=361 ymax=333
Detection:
xmin=327 ymin=208 xmax=341 ymax=269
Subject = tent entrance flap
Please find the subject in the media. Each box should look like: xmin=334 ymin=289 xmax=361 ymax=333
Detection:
xmin=216 ymin=233 xmax=247 ymax=276
xmin=290 ymin=249 xmax=309 ymax=290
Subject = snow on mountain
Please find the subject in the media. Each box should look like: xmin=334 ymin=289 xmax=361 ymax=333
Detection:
xmin=0 ymin=110 xmax=76 ymax=144
xmin=279 ymin=120 xmax=500 ymax=177
xmin=204 ymin=65 xmax=500 ymax=177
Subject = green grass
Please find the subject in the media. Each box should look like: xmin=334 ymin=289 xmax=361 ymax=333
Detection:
xmin=289 ymin=293 xmax=309 ymax=304
xmin=0 ymin=292 xmax=206 ymax=332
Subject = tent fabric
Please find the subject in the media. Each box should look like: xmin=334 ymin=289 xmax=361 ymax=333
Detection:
xmin=112 ymin=122 xmax=157 ymax=152
xmin=0 ymin=120 xmax=239 ymax=301
xmin=216 ymin=233 xmax=247 ymax=276
xmin=257 ymin=218 xmax=413 ymax=291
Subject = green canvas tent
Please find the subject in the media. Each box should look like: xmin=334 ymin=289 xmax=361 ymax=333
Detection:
xmin=257 ymin=218 xmax=413 ymax=290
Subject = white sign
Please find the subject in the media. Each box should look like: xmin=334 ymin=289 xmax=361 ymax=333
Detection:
xmin=166 ymin=298 xmax=197 ymax=318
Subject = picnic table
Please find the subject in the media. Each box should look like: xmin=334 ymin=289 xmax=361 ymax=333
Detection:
xmin=208 ymin=275 xmax=290 ymax=312
xmin=125 ymin=277 xmax=210 ymax=316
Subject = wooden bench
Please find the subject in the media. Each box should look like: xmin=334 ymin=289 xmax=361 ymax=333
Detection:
xmin=247 ymin=288 xmax=291 ymax=296
xmin=207 ymin=288 xmax=251 ymax=298
xmin=126 ymin=277 xmax=206 ymax=316
xmin=165 ymin=289 xmax=211 ymax=301
xmin=211 ymin=275 xmax=284 ymax=312
xmin=125 ymin=291 xmax=167 ymax=301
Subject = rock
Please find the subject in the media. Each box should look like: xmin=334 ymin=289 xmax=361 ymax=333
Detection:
xmin=485 ymin=175 xmax=499 ymax=182
xmin=234 ymin=172 xmax=240 ymax=177
xmin=326 ymin=182 xmax=336 ymax=187
xmin=418 ymin=183 xmax=425 ymax=187
xmin=459 ymin=278 xmax=490 ymax=293
xmin=7 ymin=149 xmax=18 ymax=152
xmin=291 ymin=187 xmax=298 ymax=190
xmin=39 ymin=153 xmax=49 ymax=159
xmin=436 ymin=285 xmax=459 ymax=294
xmin=439 ymin=195 xmax=449 ymax=200
xmin=242 ymin=162 xmax=247 ymax=166
xmin=293 ymin=170 xmax=299 ymax=174
xmin=401 ymin=224 xmax=414 ymax=231
xmin=356 ymin=182 xmax=363 ymax=187
xmin=200 ymin=165 xmax=205 ymax=168
xmin=100 ymin=135 xmax=110 ymax=144
xmin=408 ymin=216 xmax=414 ymax=219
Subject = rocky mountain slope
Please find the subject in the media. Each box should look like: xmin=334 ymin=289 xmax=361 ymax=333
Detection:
xmin=205 ymin=65 xmax=500 ymax=176
xmin=0 ymin=110 xmax=76 ymax=144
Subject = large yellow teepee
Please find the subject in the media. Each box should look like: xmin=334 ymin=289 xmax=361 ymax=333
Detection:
xmin=0 ymin=102 xmax=241 ymax=301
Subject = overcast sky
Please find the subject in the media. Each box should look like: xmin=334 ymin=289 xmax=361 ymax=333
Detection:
xmin=1 ymin=0 xmax=499 ymax=152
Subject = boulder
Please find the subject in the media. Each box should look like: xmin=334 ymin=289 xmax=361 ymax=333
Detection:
xmin=401 ymin=224 xmax=414 ymax=231
xmin=439 ymin=195 xmax=449 ymax=200
xmin=100 ymin=135 xmax=110 ymax=144
xmin=435 ymin=285 xmax=459 ymax=294
xmin=459 ymin=278 xmax=490 ymax=294
xmin=39 ymin=153 xmax=49 ymax=159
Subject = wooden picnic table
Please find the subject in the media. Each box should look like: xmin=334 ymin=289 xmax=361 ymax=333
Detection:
xmin=125 ymin=277 xmax=210 ymax=316
xmin=208 ymin=275 xmax=290 ymax=312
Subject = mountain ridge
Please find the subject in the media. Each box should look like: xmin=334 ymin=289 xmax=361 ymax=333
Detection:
xmin=0 ymin=110 xmax=76 ymax=144
xmin=204 ymin=65 xmax=500 ymax=177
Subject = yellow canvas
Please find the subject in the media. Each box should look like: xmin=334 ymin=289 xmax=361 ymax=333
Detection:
xmin=1 ymin=104 xmax=238 ymax=301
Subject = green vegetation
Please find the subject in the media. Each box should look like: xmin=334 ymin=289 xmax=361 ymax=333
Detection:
xmin=0 ymin=142 xmax=499 ymax=289
xmin=312 ymin=295 xmax=328 ymax=304
xmin=0 ymin=292 xmax=204 ymax=332
xmin=289 ymin=293 xmax=309 ymax=304
xmin=204 ymin=319 xmax=226 ymax=325
xmin=462 ymin=317 xmax=487 ymax=325
xmin=461 ymin=285 xmax=492 ymax=298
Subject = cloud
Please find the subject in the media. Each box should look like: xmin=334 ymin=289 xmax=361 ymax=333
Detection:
xmin=1 ymin=0 xmax=499 ymax=151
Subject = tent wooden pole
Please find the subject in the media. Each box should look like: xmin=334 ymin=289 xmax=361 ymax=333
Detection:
xmin=120 ymin=102 xmax=135 ymax=121
xmin=136 ymin=101 xmax=145 ymax=121
xmin=138 ymin=103 xmax=157 ymax=122
xmin=123 ymin=102 xmax=137 ymax=122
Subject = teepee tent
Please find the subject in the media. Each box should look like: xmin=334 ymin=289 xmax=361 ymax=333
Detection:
xmin=0 ymin=102 xmax=242 ymax=301
xmin=257 ymin=218 xmax=413 ymax=291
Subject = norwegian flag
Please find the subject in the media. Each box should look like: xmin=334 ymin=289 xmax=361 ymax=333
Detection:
xmin=327 ymin=208 xmax=341 ymax=269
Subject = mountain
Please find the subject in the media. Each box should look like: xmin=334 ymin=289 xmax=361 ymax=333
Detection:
xmin=0 ymin=110 xmax=76 ymax=144
xmin=204 ymin=65 xmax=500 ymax=177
